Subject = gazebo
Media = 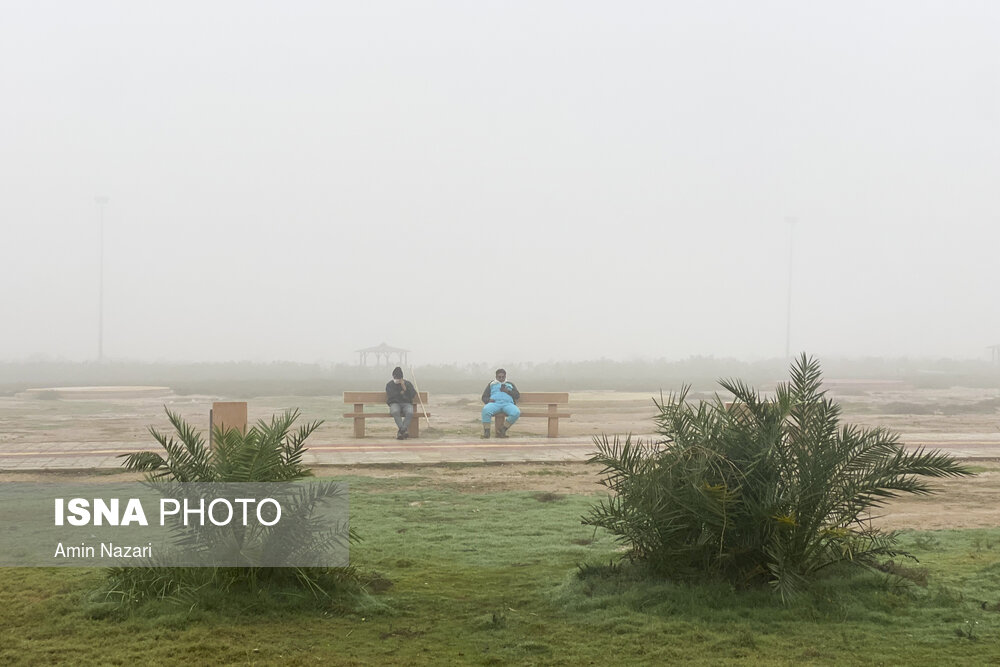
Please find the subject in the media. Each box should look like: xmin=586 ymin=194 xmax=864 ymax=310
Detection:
xmin=356 ymin=342 xmax=409 ymax=367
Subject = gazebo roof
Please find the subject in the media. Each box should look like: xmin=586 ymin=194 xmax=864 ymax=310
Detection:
xmin=356 ymin=342 xmax=409 ymax=353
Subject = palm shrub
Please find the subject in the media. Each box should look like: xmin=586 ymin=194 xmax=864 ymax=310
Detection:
xmin=101 ymin=408 xmax=361 ymax=611
xmin=583 ymin=355 xmax=971 ymax=599
xmin=120 ymin=407 xmax=318 ymax=482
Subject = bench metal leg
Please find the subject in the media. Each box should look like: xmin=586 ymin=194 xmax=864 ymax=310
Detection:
xmin=408 ymin=415 xmax=420 ymax=438
xmin=547 ymin=417 xmax=559 ymax=438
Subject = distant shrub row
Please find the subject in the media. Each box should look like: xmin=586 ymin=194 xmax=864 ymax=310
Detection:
xmin=5 ymin=356 xmax=1000 ymax=397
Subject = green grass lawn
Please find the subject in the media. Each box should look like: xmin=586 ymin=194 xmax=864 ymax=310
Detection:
xmin=2 ymin=474 xmax=999 ymax=665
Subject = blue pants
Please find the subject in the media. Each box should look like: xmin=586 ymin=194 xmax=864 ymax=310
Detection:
xmin=482 ymin=402 xmax=520 ymax=424
xmin=390 ymin=403 xmax=414 ymax=433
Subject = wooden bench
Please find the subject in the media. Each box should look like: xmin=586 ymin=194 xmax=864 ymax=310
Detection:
xmin=343 ymin=391 xmax=430 ymax=438
xmin=493 ymin=392 xmax=571 ymax=438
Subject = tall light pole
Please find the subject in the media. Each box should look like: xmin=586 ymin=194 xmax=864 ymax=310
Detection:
xmin=785 ymin=217 xmax=796 ymax=360
xmin=95 ymin=196 xmax=109 ymax=362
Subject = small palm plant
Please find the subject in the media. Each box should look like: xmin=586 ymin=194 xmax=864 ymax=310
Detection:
xmin=120 ymin=407 xmax=318 ymax=482
xmin=584 ymin=354 xmax=971 ymax=599
xmin=103 ymin=408 xmax=359 ymax=611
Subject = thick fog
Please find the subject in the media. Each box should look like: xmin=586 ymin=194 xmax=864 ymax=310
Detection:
xmin=2 ymin=2 xmax=998 ymax=365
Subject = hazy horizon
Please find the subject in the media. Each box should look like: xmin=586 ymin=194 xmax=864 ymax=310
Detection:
xmin=4 ymin=351 xmax=999 ymax=367
xmin=3 ymin=2 xmax=998 ymax=365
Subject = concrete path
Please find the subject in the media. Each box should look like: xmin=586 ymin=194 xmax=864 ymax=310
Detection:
xmin=0 ymin=436 xmax=600 ymax=470
xmin=2 ymin=435 xmax=1000 ymax=471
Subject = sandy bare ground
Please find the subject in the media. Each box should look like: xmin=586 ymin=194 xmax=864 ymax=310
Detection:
xmin=2 ymin=384 xmax=1000 ymax=530
xmin=5 ymin=386 xmax=1000 ymax=446
xmin=1 ymin=460 xmax=996 ymax=532
xmin=327 ymin=461 xmax=1000 ymax=531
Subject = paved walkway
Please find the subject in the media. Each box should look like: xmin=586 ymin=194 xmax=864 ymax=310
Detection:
xmin=0 ymin=436 xmax=600 ymax=470
xmin=3 ymin=435 xmax=1000 ymax=470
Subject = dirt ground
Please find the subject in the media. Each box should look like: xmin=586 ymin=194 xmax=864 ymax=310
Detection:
xmin=330 ymin=461 xmax=1000 ymax=531
xmin=2 ymin=383 xmax=1000 ymax=531
xmin=1 ymin=460 xmax=996 ymax=532
xmin=5 ymin=386 xmax=1000 ymax=446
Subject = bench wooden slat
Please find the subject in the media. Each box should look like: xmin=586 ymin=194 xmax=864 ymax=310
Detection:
xmin=343 ymin=412 xmax=431 ymax=419
xmin=513 ymin=413 xmax=571 ymax=419
xmin=344 ymin=391 xmax=428 ymax=403
xmin=515 ymin=392 xmax=569 ymax=403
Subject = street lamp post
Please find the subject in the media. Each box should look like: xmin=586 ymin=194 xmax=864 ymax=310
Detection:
xmin=95 ymin=196 xmax=109 ymax=362
xmin=785 ymin=217 xmax=796 ymax=360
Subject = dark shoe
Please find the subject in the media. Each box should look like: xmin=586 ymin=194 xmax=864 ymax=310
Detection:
xmin=396 ymin=431 xmax=405 ymax=440
xmin=496 ymin=425 xmax=508 ymax=439
xmin=402 ymin=432 xmax=410 ymax=439
xmin=481 ymin=426 xmax=491 ymax=439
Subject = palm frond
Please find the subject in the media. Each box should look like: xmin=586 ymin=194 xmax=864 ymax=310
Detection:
xmin=584 ymin=354 xmax=973 ymax=600
xmin=119 ymin=405 xmax=323 ymax=484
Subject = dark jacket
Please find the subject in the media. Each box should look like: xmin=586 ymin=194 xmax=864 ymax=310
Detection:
xmin=482 ymin=381 xmax=520 ymax=405
xmin=386 ymin=380 xmax=417 ymax=405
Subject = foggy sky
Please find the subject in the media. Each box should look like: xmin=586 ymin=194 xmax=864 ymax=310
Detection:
xmin=2 ymin=2 xmax=998 ymax=365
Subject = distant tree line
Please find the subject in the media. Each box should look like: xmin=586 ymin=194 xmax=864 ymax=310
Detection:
xmin=2 ymin=356 xmax=999 ymax=397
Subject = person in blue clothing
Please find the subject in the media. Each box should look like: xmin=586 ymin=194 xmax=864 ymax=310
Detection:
xmin=480 ymin=368 xmax=520 ymax=439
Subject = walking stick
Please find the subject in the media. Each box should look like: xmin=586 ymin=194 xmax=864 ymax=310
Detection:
xmin=407 ymin=365 xmax=432 ymax=428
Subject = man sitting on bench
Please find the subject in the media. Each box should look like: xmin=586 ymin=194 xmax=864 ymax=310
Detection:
xmin=386 ymin=366 xmax=417 ymax=440
xmin=481 ymin=368 xmax=520 ymax=439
